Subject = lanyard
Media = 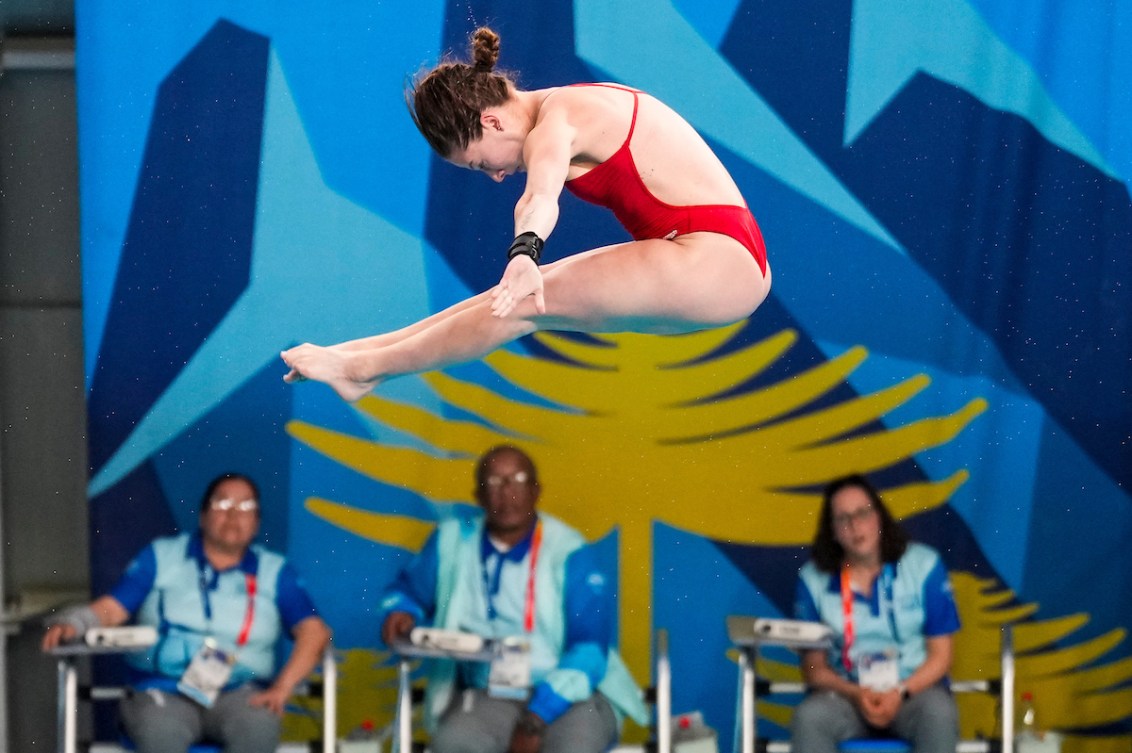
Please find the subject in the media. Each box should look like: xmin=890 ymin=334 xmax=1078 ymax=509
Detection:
xmin=523 ymin=522 xmax=543 ymax=633
xmin=840 ymin=563 xmax=900 ymax=674
xmin=482 ymin=521 xmax=543 ymax=633
xmin=198 ymin=566 xmax=258 ymax=648
xmin=840 ymin=567 xmax=855 ymax=673
xmin=237 ymin=573 xmax=257 ymax=647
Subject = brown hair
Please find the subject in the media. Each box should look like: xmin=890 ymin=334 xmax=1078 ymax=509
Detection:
xmin=810 ymin=474 xmax=909 ymax=572
xmin=406 ymin=27 xmax=515 ymax=157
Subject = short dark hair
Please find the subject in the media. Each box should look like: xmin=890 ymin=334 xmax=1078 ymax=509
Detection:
xmin=474 ymin=445 xmax=538 ymax=489
xmin=199 ymin=472 xmax=261 ymax=518
xmin=810 ymin=473 xmax=908 ymax=572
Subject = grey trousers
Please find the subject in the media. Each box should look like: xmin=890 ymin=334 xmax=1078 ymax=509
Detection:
xmin=790 ymin=685 xmax=959 ymax=753
xmin=119 ymin=684 xmax=281 ymax=753
xmin=430 ymin=688 xmax=619 ymax=753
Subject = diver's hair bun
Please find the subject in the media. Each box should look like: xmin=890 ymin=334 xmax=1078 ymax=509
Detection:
xmin=406 ymin=25 xmax=512 ymax=155
xmin=471 ymin=27 xmax=500 ymax=72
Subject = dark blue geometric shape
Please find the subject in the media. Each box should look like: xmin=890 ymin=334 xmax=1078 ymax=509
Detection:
xmin=89 ymin=459 xmax=178 ymax=597
xmin=151 ymin=358 xmax=296 ymax=551
xmin=88 ymin=20 xmax=269 ymax=474
xmin=843 ymin=77 xmax=1132 ymax=492
xmin=722 ymin=0 xmax=852 ymax=153
xmin=721 ymin=0 xmax=1132 ymax=491
xmin=1024 ymin=426 xmax=1132 ymax=641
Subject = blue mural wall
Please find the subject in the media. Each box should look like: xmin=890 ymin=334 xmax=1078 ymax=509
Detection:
xmin=78 ymin=0 xmax=1132 ymax=748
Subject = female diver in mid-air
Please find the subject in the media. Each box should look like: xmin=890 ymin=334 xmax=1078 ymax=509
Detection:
xmin=281 ymin=27 xmax=770 ymax=402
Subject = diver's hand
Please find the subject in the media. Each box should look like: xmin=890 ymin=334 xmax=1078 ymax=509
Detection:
xmin=490 ymin=255 xmax=544 ymax=318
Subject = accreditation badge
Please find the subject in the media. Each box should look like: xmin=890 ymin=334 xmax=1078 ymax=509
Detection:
xmin=487 ymin=636 xmax=532 ymax=700
xmin=856 ymin=649 xmax=900 ymax=691
xmin=177 ymin=638 xmax=235 ymax=707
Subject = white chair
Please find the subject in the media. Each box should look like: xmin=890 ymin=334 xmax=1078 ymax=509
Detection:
xmin=391 ymin=630 xmax=673 ymax=753
xmin=727 ymin=616 xmax=1015 ymax=753
xmin=53 ymin=640 xmax=337 ymax=753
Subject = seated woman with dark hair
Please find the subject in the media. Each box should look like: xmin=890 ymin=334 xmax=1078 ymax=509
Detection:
xmin=792 ymin=474 xmax=960 ymax=753
xmin=43 ymin=472 xmax=332 ymax=753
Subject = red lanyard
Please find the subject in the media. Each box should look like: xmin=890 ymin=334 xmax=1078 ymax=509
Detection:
xmin=236 ymin=573 xmax=258 ymax=647
xmin=840 ymin=566 xmax=855 ymax=673
xmin=199 ymin=565 xmax=258 ymax=648
xmin=523 ymin=522 xmax=543 ymax=633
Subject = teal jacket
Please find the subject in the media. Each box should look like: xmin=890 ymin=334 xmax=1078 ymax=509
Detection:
xmin=380 ymin=507 xmax=648 ymax=731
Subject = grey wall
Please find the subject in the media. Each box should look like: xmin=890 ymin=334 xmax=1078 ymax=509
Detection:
xmin=2 ymin=2 xmax=88 ymax=749
xmin=1 ymin=55 xmax=87 ymax=596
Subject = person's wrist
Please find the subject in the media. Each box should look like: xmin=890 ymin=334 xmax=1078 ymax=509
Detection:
xmin=516 ymin=709 xmax=546 ymax=736
xmin=897 ymin=682 xmax=911 ymax=701
xmin=271 ymin=680 xmax=295 ymax=699
xmin=48 ymin=605 xmax=99 ymax=637
xmin=506 ymin=232 xmax=544 ymax=264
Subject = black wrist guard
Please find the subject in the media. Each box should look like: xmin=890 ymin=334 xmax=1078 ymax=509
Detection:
xmin=47 ymin=605 xmax=99 ymax=636
xmin=507 ymin=231 xmax=544 ymax=264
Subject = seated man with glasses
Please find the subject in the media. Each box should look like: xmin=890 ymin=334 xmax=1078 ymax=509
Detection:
xmin=379 ymin=445 xmax=647 ymax=753
xmin=42 ymin=472 xmax=332 ymax=753
xmin=791 ymin=473 xmax=961 ymax=753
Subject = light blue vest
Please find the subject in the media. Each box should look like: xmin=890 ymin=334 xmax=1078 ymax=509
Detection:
xmin=797 ymin=542 xmax=957 ymax=681
xmin=423 ymin=509 xmax=649 ymax=731
xmin=126 ymin=533 xmax=287 ymax=687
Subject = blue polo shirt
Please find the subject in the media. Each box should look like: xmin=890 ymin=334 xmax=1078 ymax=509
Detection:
xmin=794 ymin=542 xmax=960 ymax=682
xmin=110 ymin=532 xmax=319 ymax=690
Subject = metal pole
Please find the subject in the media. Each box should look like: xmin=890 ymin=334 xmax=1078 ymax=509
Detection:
xmin=655 ymin=629 xmax=671 ymax=753
xmin=56 ymin=657 xmax=78 ymax=753
xmin=322 ymin=645 xmax=337 ymax=753
xmin=738 ymin=646 xmax=756 ymax=753
xmin=396 ymin=658 xmax=412 ymax=753
xmin=1001 ymin=625 xmax=1015 ymax=753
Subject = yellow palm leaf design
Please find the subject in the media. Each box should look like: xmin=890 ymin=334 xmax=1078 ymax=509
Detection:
xmin=304 ymin=498 xmax=436 ymax=552
xmin=950 ymin=574 xmax=1132 ymax=749
xmin=282 ymin=648 xmax=401 ymax=741
xmin=287 ymin=325 xmax=985 ymax=699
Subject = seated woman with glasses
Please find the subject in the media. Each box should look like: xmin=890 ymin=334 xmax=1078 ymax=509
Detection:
xmin=42 ymin=472 xmax=332 ymax=753
xmin=791 ymin=474 xmax=961 ymax=753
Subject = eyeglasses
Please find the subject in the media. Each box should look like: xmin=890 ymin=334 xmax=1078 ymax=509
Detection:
xmin=832 ymin=506 xmax=875 ymax=529
xmin=209 ymin=498 xmax=259 ymax=513
xmin=483 ymin=470 xmax=531 ymax=489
